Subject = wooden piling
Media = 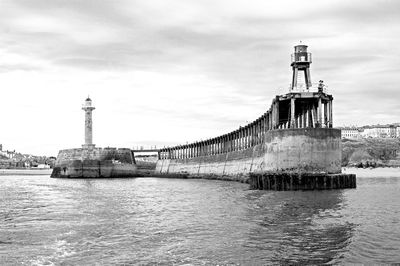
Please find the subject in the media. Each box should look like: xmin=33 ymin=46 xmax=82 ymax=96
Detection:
xmin=249 ymin=172 xmax=357 ymax=191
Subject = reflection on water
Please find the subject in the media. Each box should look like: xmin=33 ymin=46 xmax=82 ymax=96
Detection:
xmin=244 ymin=190 xmax=356 ymax=264
xmin=0 ymin=175 xmax=399 ymax=265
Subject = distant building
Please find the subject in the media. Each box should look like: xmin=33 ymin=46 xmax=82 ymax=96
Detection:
xmin=339 ymin=124 xmax=400 ymax=139
xmin=389 ymin=125 xmax=397 ymax=138
xmin=362 ymin=125 xmax=396 ymax=138
xmin=340 ymin=127 xmax=361 ymax=139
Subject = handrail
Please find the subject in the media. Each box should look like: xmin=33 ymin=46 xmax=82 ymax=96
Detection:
xmin=288 ymin=83 xmax=328 ymax=93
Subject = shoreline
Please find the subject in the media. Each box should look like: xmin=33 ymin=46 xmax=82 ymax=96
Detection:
xmin=342 ymin=167 xmax=400 ymax=178
xmin=1 ymin=167 xmax=398 ymax=179
xmin=0 ymin=168 xmax=53 ymax=175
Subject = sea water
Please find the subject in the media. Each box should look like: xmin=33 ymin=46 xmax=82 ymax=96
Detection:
xmin=1 ymin=170 xmax=399 ymax=265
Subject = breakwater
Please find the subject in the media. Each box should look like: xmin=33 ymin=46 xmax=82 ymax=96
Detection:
xmin=51 ymin=147 xmax=137 ymax=178
xmin=156 ymin=128 xmax=355 ymax=189
xmin=155 ymin=44 xmax=356 ymax=190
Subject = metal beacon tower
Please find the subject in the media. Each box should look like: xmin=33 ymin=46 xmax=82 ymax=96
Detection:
xmin=291 ymin=44 xmax=312 ymax=91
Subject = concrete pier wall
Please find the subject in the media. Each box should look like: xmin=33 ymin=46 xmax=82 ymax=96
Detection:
xmin=51 ymin=147 xmax=137 ymax=178
xmin=156 ymin=128 xmax=342 ymax=183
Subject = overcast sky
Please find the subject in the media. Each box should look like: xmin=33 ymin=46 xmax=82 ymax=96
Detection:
xmin=1 ymin=0 xmax=400 ymax=156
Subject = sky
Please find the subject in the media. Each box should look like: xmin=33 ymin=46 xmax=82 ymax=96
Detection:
xmin=1 ymin=0 xmax=400 ymax=156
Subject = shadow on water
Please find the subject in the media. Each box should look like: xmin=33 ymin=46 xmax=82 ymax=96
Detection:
xmin=244 ymin=189 xmax=356 ymax=264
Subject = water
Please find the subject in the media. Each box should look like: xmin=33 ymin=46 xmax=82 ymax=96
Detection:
xmin=1 ymin=171 xmax=399 ymax=265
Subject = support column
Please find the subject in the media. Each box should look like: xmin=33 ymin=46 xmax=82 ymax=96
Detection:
xmin=251 ymin=124 xmax=255 ymax=146
xmin=325 ymin=102 xmax=328 ymax=127
xmin=233 ymin=132 xmax=237 ymax=151
xmin=318 ymin=97 xmax=322 ymax=127
xmin=235 ymin=132 xmax=238 ymax=151
xmin=290 ymin=97 xmax=295 ymax=128
xmin=244 ymin=127 xmax=247 ymax=148
xmin=275 ymin=100 xmax=280 ymax=129
xmin=269 ymin=111 xmax=272 ymax=129
xmin=272 ymin=105 xmax=276 ymax=129
xmin=238 ymin=130 xmax=242 ymax=150
xmin=254 ymin=122 xmax=258 ymax=145
xmin=329 ymin=100 xmax=333 ymax=128
xmin=224 ymin=136 xmax=227 ymax=153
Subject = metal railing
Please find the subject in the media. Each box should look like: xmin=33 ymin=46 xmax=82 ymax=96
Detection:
xmin=288 ymin=83 xmax=328 ymax=93
xmin=291 ymin=53 xmax=312 ymax=63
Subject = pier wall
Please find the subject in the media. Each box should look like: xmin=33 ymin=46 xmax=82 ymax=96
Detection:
xmin=51 ymin=147 xmax=136 ymax=178
xmin=156 ymin=128 xmax=342 ymax=183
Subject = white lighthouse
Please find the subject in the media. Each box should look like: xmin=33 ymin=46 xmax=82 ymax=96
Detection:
xmin=82 ymin=97 xmax=95 ymax=149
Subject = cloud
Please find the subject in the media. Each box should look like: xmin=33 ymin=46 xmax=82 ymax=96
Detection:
xmin=0 ymin=0 xmax=399 ymax=155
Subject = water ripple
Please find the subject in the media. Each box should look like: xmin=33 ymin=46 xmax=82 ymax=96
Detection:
xmin=0 ymin=175 xmax=399 ymax=265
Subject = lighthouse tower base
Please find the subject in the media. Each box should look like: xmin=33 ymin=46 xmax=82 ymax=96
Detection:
xmin=82 ymin=144 xmax=96 ymax=149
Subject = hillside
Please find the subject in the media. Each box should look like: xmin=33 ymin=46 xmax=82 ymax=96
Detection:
xmin=342 ymin=138 xmax=400 ymax=167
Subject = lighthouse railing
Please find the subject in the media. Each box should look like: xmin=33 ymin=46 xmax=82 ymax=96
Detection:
xmin=288 ymin=83 xmax=328 ymax=93
xmin=291 ymin=53 xmax=312 ymax=63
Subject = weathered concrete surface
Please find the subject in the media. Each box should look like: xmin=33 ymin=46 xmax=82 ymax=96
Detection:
xmin=51 ymin=147 xmax=138 ymax=178
xmin=155 ymin=128 xmax=343 ymax=184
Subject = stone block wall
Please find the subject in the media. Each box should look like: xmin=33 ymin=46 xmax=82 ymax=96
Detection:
xmin=55 ymin=147 xmax=134 ymax=165
xmin=52 ymin=147 xmax=137 ymax=178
